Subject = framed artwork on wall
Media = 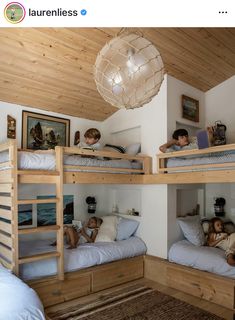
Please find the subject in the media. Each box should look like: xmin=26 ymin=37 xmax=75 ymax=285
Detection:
xmin=7 ymin=115 xmax=16 ymax=139
xmin=22 ymin=111 xmax=70 ymax=150
xmin=37 ymin=195 xmax=74 ymax=226
xmin=182 ymin=95 xmax=199 ymax=122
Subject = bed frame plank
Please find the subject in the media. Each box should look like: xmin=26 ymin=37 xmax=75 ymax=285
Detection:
xmin=143 ymin=170 xmax=235 ymax=184
xmin=144 ymin=255 xmax=235 ymax=310
xmin=0 ymin=183 xmax=13 ymax=193
xmin=0 ymin=220 xmax=12 ymax=234
xmin=0 ymin=207 xmax=12 ymax=220
xmin=19 ymin=251 xmax=60 ymax=264
xmin=0 ymin=170 xmax=13 ymax=183
xmin=18 ymin=225 xmax=60 ymax=235
xmin=0 ymin=196 xmax=12 ymax=207
xmin=64 ymin=172 xmax=144 ymax=184
xmin=0 ymin=231 xmax=12 ymax=247
xmin=0 ymin=243 xmax=13 ymax=262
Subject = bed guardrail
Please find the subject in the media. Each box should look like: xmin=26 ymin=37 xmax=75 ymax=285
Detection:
xmin=157 ymin=143 xmax=235 ymax=174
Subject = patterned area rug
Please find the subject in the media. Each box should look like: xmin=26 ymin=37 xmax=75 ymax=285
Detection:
xmin=47 ymin=285 xmax=224 ymax=320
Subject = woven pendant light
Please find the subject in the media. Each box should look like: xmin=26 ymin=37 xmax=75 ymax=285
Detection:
xmin=94 ymin=29 xmax=164 ymax=110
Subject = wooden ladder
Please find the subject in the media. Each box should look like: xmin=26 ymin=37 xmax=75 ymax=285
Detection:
xmin=0 ymin=141 xmax=64 ymax=280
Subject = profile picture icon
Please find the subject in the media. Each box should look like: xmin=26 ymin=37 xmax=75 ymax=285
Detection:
xmin=4 ymin=2 xmax=26 ymax=24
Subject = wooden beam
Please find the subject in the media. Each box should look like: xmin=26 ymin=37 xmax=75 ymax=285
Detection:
xmin=0 ymin=170 xmax=12 ymax=183
xmin=0 ymin=243 xmax=13 ymax=262
xmin=18 ymin=198 xmax=59 ymax=205
xmin=0 ymin=184 xmax=13 ymax=193
xmin=143 ymin=171 xmax=235 ymax=184
xmin=18 ymin=225 xmax=60 ymax=235
xmin=0 ymin=231 xmax=12 ymax=247
xmin=19 ymin=251 xmax=60 ymax=264
xmin=0 ymin=220 xmax=12 ymax=234
xmin=0 ymin=208 xmax=12 ymax=220
xmin=64 ymin=172 xmax=144 ymax=184
xmin=0 ymin=196 xmax=12 ymax=207
xmin=0 ymin=256 xmax=13 ymax=270
xmin=55 ymin=146 xmax=64 ymax=281
xmin=18 ymin=175 xmax=58 ymax=184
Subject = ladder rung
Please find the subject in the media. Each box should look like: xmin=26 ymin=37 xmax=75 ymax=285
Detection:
xmin=18 ymin=198 xmax=59 ymax=205
xmin=19 ymin=251 xmax=60 ymax=264
xmin=18 ymin=225 xmax=60 ymax=235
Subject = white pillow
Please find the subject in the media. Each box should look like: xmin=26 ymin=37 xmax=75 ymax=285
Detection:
xmin=177 ymin=215 xmax=205 ymax=246
xmin=95 ymin=215 xmax=119 ymax=242
xmin=125 ymin=143 xmax=141 ymax=156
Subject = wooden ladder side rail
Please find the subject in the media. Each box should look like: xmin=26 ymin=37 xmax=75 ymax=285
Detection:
xmin=9 ymin=140 xmax=18 ymax=275
xmin=55 ymin=146 xmax=64 ymax=281
xmin=157 ymin=143 xmax=235 ymax=173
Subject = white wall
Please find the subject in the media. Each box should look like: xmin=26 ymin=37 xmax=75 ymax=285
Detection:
xmin=167 ymin=75 xmax=205 ymax=138
xmin=205 ymin=76 xmax=235 ymax=143
xmin=166 ymin=76 xmax=206 ymax=250
xmin=0 ymin=100 xmax=103 ymax=147
xmin=0 ymin=100 xmax=105 ymax=239
xmin=100 ymin=76 xmax=168 ymax=257
xmin=204 ymin=75 xmax=235 ymax=222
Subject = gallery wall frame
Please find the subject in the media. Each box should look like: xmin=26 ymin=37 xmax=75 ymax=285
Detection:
xmin=182 ymin=95 xmax=199 ymax=122
xmin=22 ymin=110 xmax=70 ymax=149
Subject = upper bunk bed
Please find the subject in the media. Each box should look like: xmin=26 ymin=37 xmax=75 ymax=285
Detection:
xmin=0 ymin=140 xmax=152 ymax=185
xmin=0 ymin=140 xmax=151 ymax=280
xmin=143 ymin=144 xmax=235 ymax=184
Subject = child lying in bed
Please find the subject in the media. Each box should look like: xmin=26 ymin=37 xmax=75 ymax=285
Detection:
xmin=207 ymin=217 xmax=235 ymax=266
xmin=51 ymin=217 xmax=103 ymax=249
xmin=159 ymin=127 xmax=214 ymax=153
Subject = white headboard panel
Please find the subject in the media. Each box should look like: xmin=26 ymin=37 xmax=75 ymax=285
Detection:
xmin=110 ymin=126 xmax=141 ymax=146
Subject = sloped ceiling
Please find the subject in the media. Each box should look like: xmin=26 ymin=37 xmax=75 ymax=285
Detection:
xmin=0 ymin=28 xmax=234 ymax=121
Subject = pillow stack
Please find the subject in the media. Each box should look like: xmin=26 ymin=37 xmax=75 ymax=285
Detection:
xmin=95 ymin=215 xmax=140 ymax=242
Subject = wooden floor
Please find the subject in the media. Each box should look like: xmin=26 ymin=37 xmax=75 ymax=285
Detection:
xmin=45 ymin=278 xmax=234 ymax=319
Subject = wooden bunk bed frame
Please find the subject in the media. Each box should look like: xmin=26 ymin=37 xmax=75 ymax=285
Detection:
xmin=0 ymin=140 xmax=151 ymax=286
xmin=144 ymin=143 xmax=235 ymax=184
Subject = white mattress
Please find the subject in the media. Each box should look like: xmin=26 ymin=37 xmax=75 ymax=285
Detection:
xmin=169 ymin=239 xmax=235 ymax=279
xmin=0 ymin=151 xmax=142 ymax=172
xmin=19 ymin=236 xmax=147 ymax=280
xmin=0 ymin=264 xmax=45 ymax=320
xmin=167 ymin=150 xmax=235 ymax=171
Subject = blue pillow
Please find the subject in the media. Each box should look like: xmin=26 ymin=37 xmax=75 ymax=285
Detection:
xmin=177 ymin=215 xmax=205 ymax=246
xmin=116 ymin=217 xmax=139 ymax=241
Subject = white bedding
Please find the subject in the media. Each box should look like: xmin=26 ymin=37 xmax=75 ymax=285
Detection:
xmin=0 ymin=151 xmax=142 ymax=172
xmin=167 ymin=150 xmax=235 ymax=171
xmin=19 ymin=236 xmax=147 ymax=280
xmin=0 ymin=264 xmax=45 ymax=320
xmin=169 ymin=239 xmax=235 ymax=279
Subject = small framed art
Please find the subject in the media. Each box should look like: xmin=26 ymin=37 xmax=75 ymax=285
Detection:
xmin=182 ymin=95 xmax=199 ymax=122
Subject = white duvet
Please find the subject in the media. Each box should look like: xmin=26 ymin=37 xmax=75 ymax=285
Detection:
xmin=0 ymin=264 xmax=45 ymax=320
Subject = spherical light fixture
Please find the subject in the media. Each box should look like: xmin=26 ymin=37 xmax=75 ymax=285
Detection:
xmin=94 ymin=30 xmax=164 ymax=110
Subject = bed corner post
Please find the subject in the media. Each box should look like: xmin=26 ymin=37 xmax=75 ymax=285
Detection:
xmin=143 ymin=156 xmax=152 ymax=174
xmin=55 ymin=146 xmax=64 ymax=281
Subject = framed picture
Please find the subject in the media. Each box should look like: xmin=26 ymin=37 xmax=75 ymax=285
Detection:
xmin=22 ymin=111 xmax=70 ymax=149
xmin=182 ymin=95 xmax=199 ymax=122
xmin=7 ymin=115 xmax=16 ymax=139
xmin=37 ymin=195 xmax=74 ymax=226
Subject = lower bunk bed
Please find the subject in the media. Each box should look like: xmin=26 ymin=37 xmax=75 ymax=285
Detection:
xmin=0 ymin=263 xmax=45 ymax=320
xmin=144 ymin=243 xmax=235 ymax=310
xmin=21 ymin=237 xmax=146 ymax=307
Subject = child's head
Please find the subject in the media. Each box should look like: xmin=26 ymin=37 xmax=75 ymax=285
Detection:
xmin=87 ymin=216 xmax=103 ymax=229
xmin=84 ymin=128 xmax=101 ymax=146
xmin=172 ymin=129 xmax=189 ymax=147
xmin=209 ymin=217 xmax=224 ymax=234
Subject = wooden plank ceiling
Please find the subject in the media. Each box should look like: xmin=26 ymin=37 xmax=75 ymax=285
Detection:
xmin=0 ymin=28 xmax=234 ymax=121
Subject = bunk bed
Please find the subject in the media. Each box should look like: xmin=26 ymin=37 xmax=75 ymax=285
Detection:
xmin=0 ymin=140 xmax=150 ymax=306
xmin=144 ymin=143 xmax=235 ymax=184
xmin=143 ymin=143 xmax=235 ymax=310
